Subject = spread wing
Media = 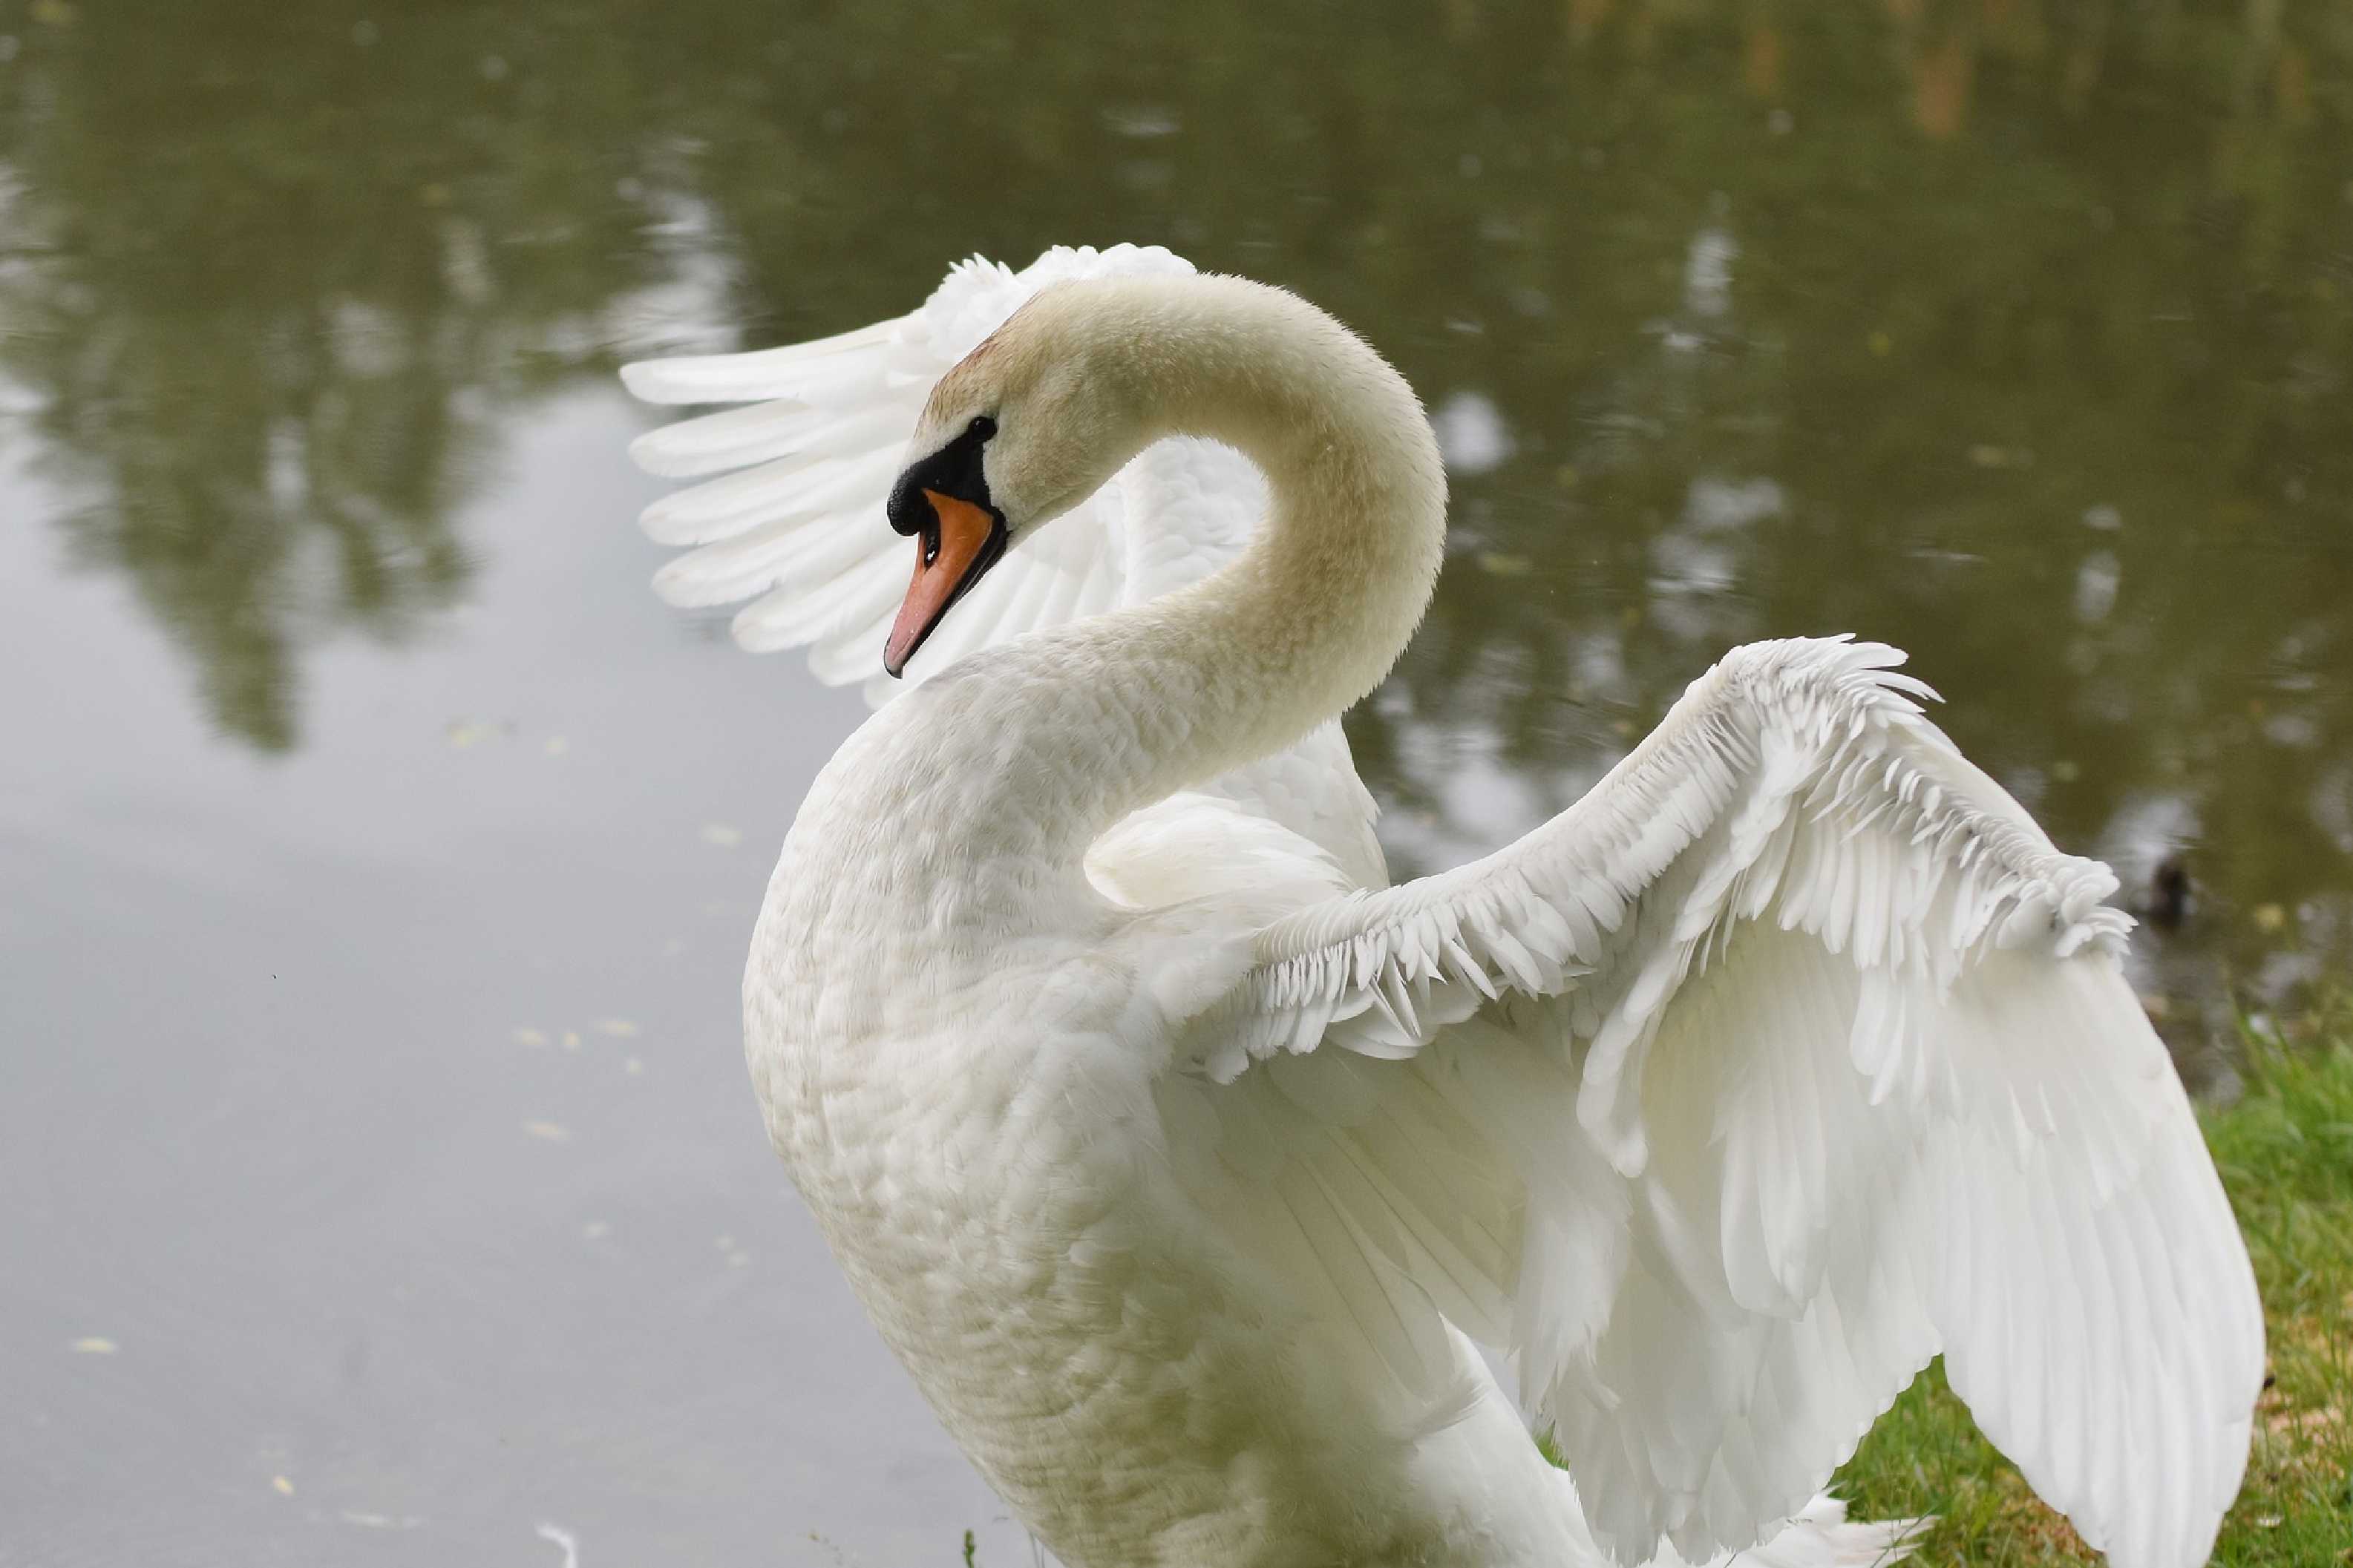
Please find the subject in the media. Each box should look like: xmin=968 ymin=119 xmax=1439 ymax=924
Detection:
xmin=1159 ymin=636 xmax=2261 ymax=1567
xmin=620 ymin=243 xmax=1209 ymax=704
xmin=621 ymin=243 xmax=1385 ymax=885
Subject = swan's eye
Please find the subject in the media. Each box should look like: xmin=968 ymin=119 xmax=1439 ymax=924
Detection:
xmin=969 ymin=415 xmax=997 ymax=439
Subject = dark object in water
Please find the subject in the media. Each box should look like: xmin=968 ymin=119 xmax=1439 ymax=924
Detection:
xmin=2147 ymin=856 xmax=2193 ymax=931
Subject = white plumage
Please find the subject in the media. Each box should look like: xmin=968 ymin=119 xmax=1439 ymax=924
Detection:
xmin=622 ymin=246 xmax=2262 ymax=1568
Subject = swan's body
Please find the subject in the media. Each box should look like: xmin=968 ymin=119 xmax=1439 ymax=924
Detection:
xmin=623 ymin=247 xmax=2262 ymax=1568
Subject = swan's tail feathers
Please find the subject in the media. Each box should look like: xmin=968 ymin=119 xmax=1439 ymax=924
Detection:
xmin=1701 ymin=1497 xmax=1929 ymax=1568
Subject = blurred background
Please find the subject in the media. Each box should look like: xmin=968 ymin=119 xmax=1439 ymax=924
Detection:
xmin=1 ymin=1 xmax=2347 ymax=1564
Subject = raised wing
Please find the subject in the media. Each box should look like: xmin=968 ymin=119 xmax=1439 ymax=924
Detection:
xmin=620 ymin=244 xmax=1203 ymax=703
xmin=1174 ymin=637 xmax=2262 ymax=1567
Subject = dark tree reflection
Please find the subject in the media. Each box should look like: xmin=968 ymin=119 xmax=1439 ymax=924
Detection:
xmin=0 ymin=2 xmax=666 ymax=747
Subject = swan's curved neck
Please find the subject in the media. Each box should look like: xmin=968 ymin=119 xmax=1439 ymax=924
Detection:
xmin=924 ymin=276 xmax=1447 ymax=859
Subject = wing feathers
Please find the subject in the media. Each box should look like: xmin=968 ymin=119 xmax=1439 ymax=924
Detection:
xmin=629 ymin=396 xmax=914 ymax=481
xmin=1182 ymin=635 xmax=2260 ymax=1567
xmin=622 ymin=245 xmax=1208 ymax=703
xmin=641 ymin=445 xmax=907 ymax=547
xmin=617 ymin=316 xmax=903 ymax=404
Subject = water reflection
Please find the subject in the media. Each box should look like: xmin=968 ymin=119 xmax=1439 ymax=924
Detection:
xmin=4 ymin=0 xmax=2349 ymax=1000
xmin=0 ymin=1 xmax=667 ymax=747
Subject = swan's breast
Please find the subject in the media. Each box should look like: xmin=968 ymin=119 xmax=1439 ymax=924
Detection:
xmin=731 ymin=701 xmax=1481 ymax=1564
xmin=739 ymin=823 xmax=1358 ymax=1561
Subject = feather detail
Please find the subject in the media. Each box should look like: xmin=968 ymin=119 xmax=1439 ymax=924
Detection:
xmin=1174 ymin=635 xmax=2257 ymax=1568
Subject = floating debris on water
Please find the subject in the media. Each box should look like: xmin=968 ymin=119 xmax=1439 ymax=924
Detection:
xmin=522 ymin=1121 xmax=572 ymax=1143
xmin=68 ymin=1336 xmax=117 ymax=1355
xmin=511 ymin=1027 xmax=548 ymax=1047
xmin=560 ymin=1031 xmax=581 ymax=1052
xmin=593 ymin=1019 xmax=639 ymax=1038
xmin=444 ymin=718 xmax=512 ymax=749
xmin=272 ymin=1474 xmax=295 ymax=1497
xmin=699 ymin=823 xmax=742 ymax=848
xmin=339 ymin=1510 xmax=425 ymax=1530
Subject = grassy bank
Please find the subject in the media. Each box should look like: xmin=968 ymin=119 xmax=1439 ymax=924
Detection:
xmin=1833 ymin=1020 xmax=2353 ymax=1564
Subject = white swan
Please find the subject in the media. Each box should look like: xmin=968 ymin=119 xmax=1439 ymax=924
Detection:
xmin=622 ymin=246 xmax=2263 ymax=1568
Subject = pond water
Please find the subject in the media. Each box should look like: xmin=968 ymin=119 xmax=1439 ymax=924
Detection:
xmin=3 ymin=2 xmax=2349 ymax=1564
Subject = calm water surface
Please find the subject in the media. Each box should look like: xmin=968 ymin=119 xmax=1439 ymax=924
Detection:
xmin=4 ymin=3 xmax=2349 ymax=1564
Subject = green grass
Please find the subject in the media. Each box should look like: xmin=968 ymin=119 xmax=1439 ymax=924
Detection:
xmin=1832 ymin=1017 xmax=2353 ymax=1564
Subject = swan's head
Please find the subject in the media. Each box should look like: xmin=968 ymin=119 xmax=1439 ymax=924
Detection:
xmin=880 ymin=283 xmax=1148 ymax=676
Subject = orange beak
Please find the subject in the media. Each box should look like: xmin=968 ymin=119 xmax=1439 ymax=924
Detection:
xmin=883 ymin=489 xmax=1004 ymax=678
